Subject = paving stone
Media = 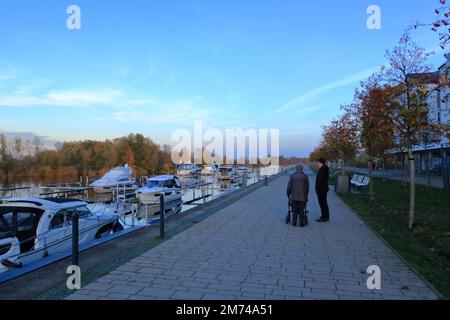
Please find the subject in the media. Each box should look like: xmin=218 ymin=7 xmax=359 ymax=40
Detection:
xmin=138 ymin=288 xmax=175 ymax=298
xmin=109 ymin=284 xmax=144 ymax=295
xmin=172 ymin=291 xmax=205 ymax=300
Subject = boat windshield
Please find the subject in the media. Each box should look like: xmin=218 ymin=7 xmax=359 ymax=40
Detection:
xmin=146 ymin=180 xmax=165 ymax=188
xmin=0 ymin=206 xmax=44 ymax=248
xmin=102 ymin=167 xmax=131 ymax=180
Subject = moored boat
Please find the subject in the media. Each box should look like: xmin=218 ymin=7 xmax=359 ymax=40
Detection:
xmin=0 ymin=197 xmax=122 ymax=274
xmin=90 ymin=165 xmax=135 ymax=193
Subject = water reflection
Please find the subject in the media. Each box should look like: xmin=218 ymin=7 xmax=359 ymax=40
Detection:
xmin=0 ymin=167 xmax=279 ymax=209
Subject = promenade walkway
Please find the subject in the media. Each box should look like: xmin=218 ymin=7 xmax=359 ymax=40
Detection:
xmin=67 ymin=167 xmax=439 ymax=300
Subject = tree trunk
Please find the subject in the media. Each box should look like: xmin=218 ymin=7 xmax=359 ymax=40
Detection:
xmin=408 ymin=148 xmax=416 ymax=230
xmin=368 ymin=159 xmax=374 ymax=202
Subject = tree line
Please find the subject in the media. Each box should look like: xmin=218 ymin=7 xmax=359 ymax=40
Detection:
xmin=0 ymin=132 xmax=304 ymax=182
xmin=0 ymin=133 xmax=173 ymax=180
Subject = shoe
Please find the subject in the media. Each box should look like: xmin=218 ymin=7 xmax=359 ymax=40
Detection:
xmin=300 ymin=224 xmax=305 ymax=228
xmin=315 ymin=218 xmax=329 ymax=223
xmin=293 ymin=224 xmax=297 ymax=227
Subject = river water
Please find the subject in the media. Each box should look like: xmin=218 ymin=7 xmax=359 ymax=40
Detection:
xmin=0 ymin=166 xmax=282 ymax=212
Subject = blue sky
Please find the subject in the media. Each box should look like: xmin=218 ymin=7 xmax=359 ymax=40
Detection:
xmin=0 ymin=0 xmax=446 ymax=157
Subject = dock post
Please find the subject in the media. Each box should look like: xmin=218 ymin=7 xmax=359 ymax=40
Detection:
xmin=72 ymin=211 xmax=79 ymax=267
xmin=160 ymin=194 xmax=165 ymax=239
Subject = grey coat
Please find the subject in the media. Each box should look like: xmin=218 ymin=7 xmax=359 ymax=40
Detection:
xmin=287 ymin=172 xmax=310 ymax=202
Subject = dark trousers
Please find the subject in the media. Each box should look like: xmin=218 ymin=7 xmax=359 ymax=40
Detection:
xmin=317 ymin=191 xmax=329 ymax=220
xmin=291 ymin=201 xmax=306 ymax=226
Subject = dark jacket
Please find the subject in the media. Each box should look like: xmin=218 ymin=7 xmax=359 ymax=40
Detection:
xmin=287 ymin=171 xmax=309 ymax=202
xmin=315 ymin=165 xmax=329 ymax=194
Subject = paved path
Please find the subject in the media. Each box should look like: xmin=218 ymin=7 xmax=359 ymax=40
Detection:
xmin=67 ymin=167 xmax=439 ymax=300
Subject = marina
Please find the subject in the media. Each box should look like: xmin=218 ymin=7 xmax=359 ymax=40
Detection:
xmin=0 ymin=165 xmax=286 ymax=283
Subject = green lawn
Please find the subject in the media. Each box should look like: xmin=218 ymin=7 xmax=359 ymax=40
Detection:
xmin=339 ymin=179 xmax=450 ymax=299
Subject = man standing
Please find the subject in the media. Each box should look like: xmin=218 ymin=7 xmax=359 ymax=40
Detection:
xmin=287 ymin=165 xmax=309 ymax=227
xmin=315 ymin=158 xmax=330 ymax=222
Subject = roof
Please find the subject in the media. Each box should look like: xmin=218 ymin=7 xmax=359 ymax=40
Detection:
xmin=1 ymin=197 xmax=87 ymax=210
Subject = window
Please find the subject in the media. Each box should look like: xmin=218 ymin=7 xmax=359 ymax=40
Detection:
xmin=0 ymin=209 xmax=14 ymax=239
xmin=0 ymin=243 xmax=12 ymax=256
xmin=50 ymin=211 xmax=66 ymax=230
xmin=0 ymin=207 xmax=43 ymax=253
xmin=75 ymin=206 xmax=91 ymax=218
xmin=164 ymin=180 xmax=176 ymax=188
xmin=0 ymin=206 xmax=43 ymax=239
xmin=146 ymin=181 xmax=164 ymax=188
xmin=16 ymin=212 xmax=37 ymax=232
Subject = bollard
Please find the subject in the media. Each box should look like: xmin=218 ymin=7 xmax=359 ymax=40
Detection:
xmin=265 ymin=175 xmax=268 ymax=186
xmin=160 ymin=193 xmax=165 ymax=239
xmin=72 ymin=211 xmax=79 ymax=267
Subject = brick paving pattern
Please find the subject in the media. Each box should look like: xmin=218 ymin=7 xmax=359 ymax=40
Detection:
xmin=67 ymin=167 xmax=439 ymax=300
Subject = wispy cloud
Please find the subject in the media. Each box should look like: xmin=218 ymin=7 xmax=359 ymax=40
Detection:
xmin=273 ymin=67 xmax=378 ymax=115
xmin=0 ymin=89 xmax=122 ymax=107
xmin=114 ymin=96 xmax=218 ymax=125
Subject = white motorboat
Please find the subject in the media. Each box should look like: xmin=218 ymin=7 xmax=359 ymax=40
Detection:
xmin=201 ymin=163 xmax=220 ymax=175
xmin=259 ymin=165 xmax=281 ymax=177
xmin=135 ymin=175 xmax=183 ymax=217
xmin=0 ymin=198 xmax=122 ymax=274
xmin=90 ymin=165 xmax=135 ymax=193
xmin=237 ymin=166 xmax=252 ymax=177
xmin=217 ymin=165 xmax=238 ymax=181
xmin=176 ymin=163 xmax=200 ymax=176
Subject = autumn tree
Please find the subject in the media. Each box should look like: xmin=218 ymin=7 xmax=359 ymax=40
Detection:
xmin=346 ymin=76 xmax=396 ymax=201
xmin=381 ymin=32 xmax=435 ymax=229
xmin=309 ymin=143 xmax=331 ymax=163
xmin=413 ymin=0 xmax=450 ymax=50
xmin=322 ymin=112 xmax=359 ymax=175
